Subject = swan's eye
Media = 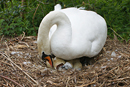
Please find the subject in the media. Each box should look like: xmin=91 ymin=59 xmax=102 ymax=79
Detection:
xmin=42 ymin=52 xmax=48 ymax=59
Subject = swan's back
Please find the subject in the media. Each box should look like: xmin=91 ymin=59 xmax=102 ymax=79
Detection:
xmin=62 ymin=8 xmax=107 ymax=57
xmin=49 ymin=4 xmax=107 ymax=59
xmin=50 ymin=6 xmax=107 ymax=41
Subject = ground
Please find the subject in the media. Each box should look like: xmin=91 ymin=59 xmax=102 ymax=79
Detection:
xmin=0 ymin=35 xmax=130 ymax=87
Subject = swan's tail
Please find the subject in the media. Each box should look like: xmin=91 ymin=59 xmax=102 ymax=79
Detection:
xmin=54 ymin=4 xmax=62 ymax=10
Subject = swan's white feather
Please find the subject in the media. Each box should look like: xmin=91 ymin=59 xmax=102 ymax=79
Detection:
xmin=38 ymin=4 xmax=107 ymax=60
xmin=54 ymin=4 xmax=62 ymax=10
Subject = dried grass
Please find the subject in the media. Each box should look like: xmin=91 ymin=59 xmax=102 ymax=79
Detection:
xmin=0 ymin=36 xmax=130 ymax=87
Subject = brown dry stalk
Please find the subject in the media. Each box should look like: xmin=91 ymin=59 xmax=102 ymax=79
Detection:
xmin=0 ymin=75 xmax=23 ymax=87
xmin=1 ymin=61 xmax=12 ymax=66
xmin=120 ymin=62 xmax=130 ymax=70
xmin=108 ymin=77 xmax=130 ymax=82
xmin=32 ymin=4 xmax=40 ymax=35
xmin=76 ymin=80 xmax=96 ymax=87
xmin=0 ymin=53 xmax=39 ymax=85
xmin=103 ymin=67 xmax=118 ymax=77
xmin=21 ymin=32 xmax=25 ymax=41
xmin=47 ymin=80 xmax=63 ymax=86
xmin=18 ymin=41 xmax=30 ymax=47
xmin=110 ymin=28 xmax=125 ymax=41
xmin=0 ymin=35 xmax=4 ymax=42
xmin=99 ymin=80 xmax=106 ymax=87
xmin=1 ymin=83 xmax=8 ymax=87
xmin=66 ymin=76 xmax=70 ymax=87
xmin=5 ymin=42 xmax=10 ymax=52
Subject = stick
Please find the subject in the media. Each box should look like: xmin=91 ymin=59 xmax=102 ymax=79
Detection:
xmin=76 ymin=81 xmax=96 ymax=87
xmin=47 ymin=80 xmax=63 ymax=86
xmin=110 ymin=28 xmax=125 ymax=41
xmin=66 ymin=76 xmax=70 ymax=87
xmin=0 ymin=35 xmax=4 ymax=42
xmin=37 ymin=0 xmax=49 ymax=4
xmin=5 ymin=42 xmax=10 ymax=52
xmin=21 ymin=32 xmax=25 ymax=41
xmin=102 ymin=67 xmax=118 ymax=77
xmin=18 ymin=41 xmax=30 ymax=47
xmin=1 ymin=83 xmax=8 ymax=87
xmin=0 ymin=75 xmax=23 ymax=87
xmin=32 ymin=4 xmax=39 ymax=35
xmin=0 ymin=53 xmax=39 ymax=85
xmin=108 ymin=77 xmax=130 ymax=82
xmin=1 ymin=61 xmax=12 ymax=66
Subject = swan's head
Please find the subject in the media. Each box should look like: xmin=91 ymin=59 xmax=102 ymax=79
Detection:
xmin=42 ymin=52 xmax=53 ymax=67
xmin=42 ymin=52 xmax=66 ymax=69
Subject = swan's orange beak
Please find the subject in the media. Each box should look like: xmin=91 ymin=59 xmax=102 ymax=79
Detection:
xmin=44 ymin=56 xmax=53 ymax=67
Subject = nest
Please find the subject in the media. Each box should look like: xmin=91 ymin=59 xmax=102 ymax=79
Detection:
xmin=0 ymin=35 xmax=130 ymax=87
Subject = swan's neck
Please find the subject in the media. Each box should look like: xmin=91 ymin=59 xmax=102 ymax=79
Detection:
xmin=37 ymin=11 xmax=72 ymax=56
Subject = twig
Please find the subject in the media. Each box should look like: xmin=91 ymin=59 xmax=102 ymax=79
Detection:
xmin=66 ymin=76 xmax=70 ymax=87
xmin=1 ymin=60 xmax=17 ymax=70
xmin=3 ymin=79 xmax=8 ymax=87
xmin=110 ymin=27 xmax=125 ymax=41
xmin=10 ymin=63 xmax=17 ymax=71
xmin=37 ymin=0 xmax=49 ymax=4
xmin=32 ymin=4 xmax=39 ymax=35
xmin=4 ymin=42 xmax=17 ymax=70
xmin=0 ymin=75 xmax=23 ymax=87
xmin=21 ymin=32 xmax=25 ymax=41
xmin=102 ymin=67 xmax=118 ymax=77
xmin=108 ymin=77 xmax=130 ymax=82
xmin=1 ymin=83 xmax=8 ymax=87
xmin=8 ymin=83 xmax=12 ymax=87
xmin=99 ymin=80 xmax=106 ymax=87
xmin=120 ymin=62 xmax=130 ymax=70
xmin=1 ymin=61 xmax=12 ymax=66
xmin=47 ymin=80 xmax=63 ymax=86
xmin=5 ymin=42 xmax=10 ymax=52
xmin=76 ymin=81 xmax=96 ymax=87
xmin=0 ymin=53 xmax=39 ymax=85
xmin=0 ymin=35 xmax=4 ymax=42
xmin=18 ymin=41 xmax=30 ymax=47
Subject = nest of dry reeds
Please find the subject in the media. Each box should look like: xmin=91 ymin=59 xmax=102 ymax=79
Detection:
xmin=0 ymin=35 xmax=130 ymax=87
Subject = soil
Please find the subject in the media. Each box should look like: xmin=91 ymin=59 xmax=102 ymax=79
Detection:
xmin=0 ymin=35 xmax=130 ymax=87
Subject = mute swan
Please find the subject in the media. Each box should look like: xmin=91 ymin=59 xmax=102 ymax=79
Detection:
xmin=37 ymin=4 xmax=107 ymax=68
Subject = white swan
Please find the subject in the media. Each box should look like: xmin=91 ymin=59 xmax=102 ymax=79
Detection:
xmin=37 ymin=4 xmax=107 ymax=67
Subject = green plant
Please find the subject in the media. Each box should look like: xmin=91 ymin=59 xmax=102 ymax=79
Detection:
xmin=0 ymin=0 xmax=129 ymax=42
xmin=0 ymin=0 xmax=29 ymax=36
xmin=0 ymin=0 xmax=56 ymax=36
xmin=58 ymin=0 xmax=130 ymax=41
xmin=94 ymin=0 xmax=130 ymax=41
